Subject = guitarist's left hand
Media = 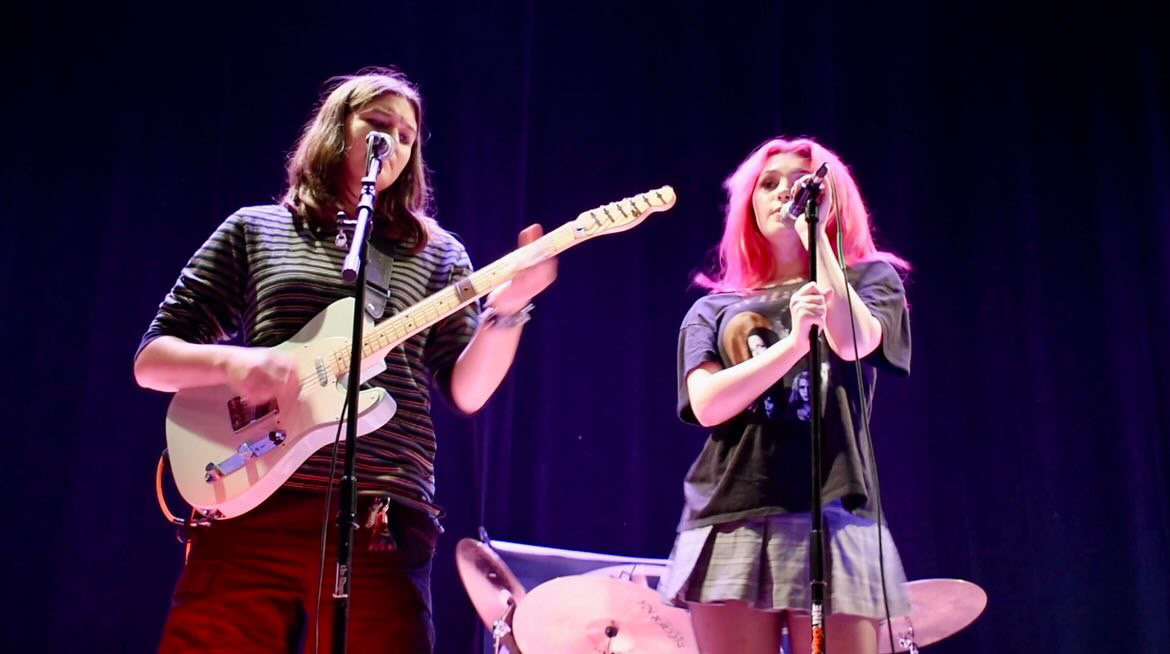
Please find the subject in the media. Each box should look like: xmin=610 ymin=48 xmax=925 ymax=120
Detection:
xmin=487 ymin=223 xmax=558 ymax=313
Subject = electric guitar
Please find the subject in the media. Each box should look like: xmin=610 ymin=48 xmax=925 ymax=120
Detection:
xmin=165 ymin=186 xmax=677 ymax=518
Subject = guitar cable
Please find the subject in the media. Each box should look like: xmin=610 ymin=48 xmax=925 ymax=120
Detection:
xmin=152 ymin=395 xmax=353 ymax=652
xmin=154 ymin=406 xmax=351 ymax=648
xmin=155 ymin=450 xmax=186 ymax=528
xmin=155 ymin=449 xmax=217 ymax=567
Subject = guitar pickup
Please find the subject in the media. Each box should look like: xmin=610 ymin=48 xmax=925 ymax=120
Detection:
xmin=226 ymin=397 xmax=279 ymax=433
xmin=204 ymin=431 xmax=287 ymax=483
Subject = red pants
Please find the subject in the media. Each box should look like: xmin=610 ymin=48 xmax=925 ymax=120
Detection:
xmin=159 ymin=488 xmax=437 ymax=653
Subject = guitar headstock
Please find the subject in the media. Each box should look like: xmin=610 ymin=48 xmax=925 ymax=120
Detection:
xmin=572 ymin=185 xmax=677 ymax=238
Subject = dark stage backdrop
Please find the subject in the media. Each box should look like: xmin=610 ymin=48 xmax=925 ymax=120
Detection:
xmin=2 ymin=1 xmax=1167 ymax=652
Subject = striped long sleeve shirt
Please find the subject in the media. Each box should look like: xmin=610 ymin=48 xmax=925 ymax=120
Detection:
xmin=138 ymin=204 xmax=479 ymax=517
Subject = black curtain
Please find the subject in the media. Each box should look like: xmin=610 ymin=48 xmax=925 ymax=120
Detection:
xmin=3 ymin=1 xmax=1167 ymax=652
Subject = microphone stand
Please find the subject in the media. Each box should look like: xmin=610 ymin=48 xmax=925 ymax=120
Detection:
xmin=332 ymin=135 xmax=387 ymax=654
xmin=803 ymin=184 xmax=828 ymax=654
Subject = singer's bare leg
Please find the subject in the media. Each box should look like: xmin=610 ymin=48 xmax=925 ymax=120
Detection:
xmin=786 ymin=613 xmax=879 ymax=654
xmin=687 ymin=601 xmax=783 ymax=654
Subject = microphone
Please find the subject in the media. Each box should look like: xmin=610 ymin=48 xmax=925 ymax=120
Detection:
xmin=365 ymin=130 xmax=397 ymax=163
xmin=787 ymin=162 xmax=830 ymax=219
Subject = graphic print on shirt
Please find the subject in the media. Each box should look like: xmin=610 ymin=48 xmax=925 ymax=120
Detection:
xmin=717 ymin=288 xmax=829 ymax=424
xmin=788 ymin=370 xmax=813 ymax=421
xmin=721 ymin=309 xmax=784 ymax=419
xmin=786 ymin=355 xmax=831 ymax=422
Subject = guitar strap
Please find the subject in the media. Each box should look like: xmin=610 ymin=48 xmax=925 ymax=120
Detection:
xmin=347 ymin=237 xmax=399 ymax=547
xmin=363 ymin=239 xmax=395 ymax=320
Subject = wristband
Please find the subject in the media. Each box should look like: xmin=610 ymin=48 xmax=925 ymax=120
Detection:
xmin=481 ymin=303 xmax=534 ymax=330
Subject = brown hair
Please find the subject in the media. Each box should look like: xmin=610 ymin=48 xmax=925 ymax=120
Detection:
xmin=283 ymin=66 xmax=432 ymax=250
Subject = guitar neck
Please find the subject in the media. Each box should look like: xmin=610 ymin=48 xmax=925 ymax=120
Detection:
xmin=357 ymin=221 xmax=579 ymax=360
xmin=344 ymin=184 xmax=676 ymax=365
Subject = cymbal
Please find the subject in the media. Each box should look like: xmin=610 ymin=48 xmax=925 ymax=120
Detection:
xmin=513 ymin=575 xmax=698 ymax=654
xmin=455 ymin=538 xmax=527 ymax=630
xmin=877 ymin=578 xmax=987 ymax=653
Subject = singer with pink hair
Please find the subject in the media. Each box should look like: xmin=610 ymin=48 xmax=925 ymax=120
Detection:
xmin=659 ymin=137 xmax=912 ymax=654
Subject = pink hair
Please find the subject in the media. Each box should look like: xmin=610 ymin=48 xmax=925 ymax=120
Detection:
xmin=696 ymin=137 xmax=909 ymax=292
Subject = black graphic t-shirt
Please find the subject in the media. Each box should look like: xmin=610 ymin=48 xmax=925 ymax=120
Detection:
xmin=675 ymin=260 xmax=910 ymax=530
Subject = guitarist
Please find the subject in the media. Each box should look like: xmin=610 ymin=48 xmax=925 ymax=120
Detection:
xmin=134 ymin=67 xmax=556 ymax=653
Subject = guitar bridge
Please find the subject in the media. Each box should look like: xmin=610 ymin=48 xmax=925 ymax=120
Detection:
xmin=205 ymin=431 xmax=287 ymax=483
xmin=226 ymin=397 xmax=279 ymax=432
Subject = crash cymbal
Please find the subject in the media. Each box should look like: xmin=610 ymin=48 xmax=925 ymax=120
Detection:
xmin=513 ymin=575 xmax=698 ymax=654
xmin=455 ymin=538 xmax=527 ymax=630
xmin=877 ymin=579 xmax=987 ymax=653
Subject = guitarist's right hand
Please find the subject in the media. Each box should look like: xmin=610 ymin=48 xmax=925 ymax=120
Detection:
xmin=223 ymin=347 xmax=300 ymax=405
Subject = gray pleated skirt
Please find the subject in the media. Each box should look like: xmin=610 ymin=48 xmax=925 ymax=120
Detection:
xmin=658 ymin=502 xmax=910 ymax=620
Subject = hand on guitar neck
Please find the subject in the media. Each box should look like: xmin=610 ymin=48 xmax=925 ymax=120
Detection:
xmin=484 ymin=223 xmax=559 ymax=315
xmin=449 ymin=223 xmax=559 ymax=413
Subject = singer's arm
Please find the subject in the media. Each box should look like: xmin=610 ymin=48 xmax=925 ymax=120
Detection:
xmin=812 ymin=230 xmax=883 ymax=360
xmin=686 ymin=332 xmax=811 ymax=427
xmin=790 ymin=169 xmax=882 ymax=360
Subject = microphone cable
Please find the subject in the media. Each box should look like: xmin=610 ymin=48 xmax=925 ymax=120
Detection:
xmin=829 ymin=174 xmax=898 ymax=654
xmin=313 ymin=401 xmax=350 ymax=654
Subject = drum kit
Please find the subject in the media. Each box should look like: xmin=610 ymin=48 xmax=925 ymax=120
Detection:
xmin=456 ymin=538 xmax=988 ymax=654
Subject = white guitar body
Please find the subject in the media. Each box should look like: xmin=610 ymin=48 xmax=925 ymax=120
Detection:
xmin=166 ymin=297 xmax=396 ymax=519
xmin=163 ymin=186 xmax=677 ymax=519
